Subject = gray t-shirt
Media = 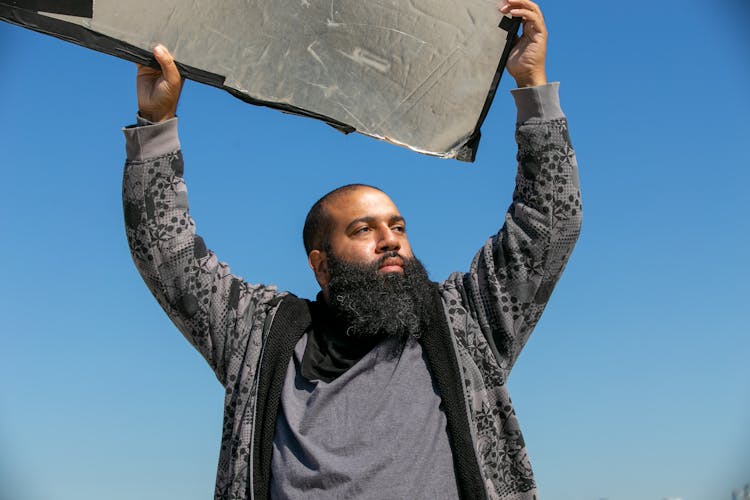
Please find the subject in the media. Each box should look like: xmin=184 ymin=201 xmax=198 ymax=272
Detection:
xmin=270 ymin=333 xmax=460 ymax=499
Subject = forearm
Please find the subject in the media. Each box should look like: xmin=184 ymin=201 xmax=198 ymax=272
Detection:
xmin=122 ymin=119 xmax=196 ymax=331
xmin=506 ymin=81 xmax=581 ymax=315
xmin=507 ymin=83 xmax=580 ymax=275
xmin=509 ymin=82 xmax=579 ymax=234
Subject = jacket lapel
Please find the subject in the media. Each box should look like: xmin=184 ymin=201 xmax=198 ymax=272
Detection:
xmin=419 ymin=284 xmax=487 ymax=500
xmin=251 ymin=295 xmax=311 ymax=500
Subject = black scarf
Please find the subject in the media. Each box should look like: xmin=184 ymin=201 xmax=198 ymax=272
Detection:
xmin=300 ymin=293 xmax=385 ymax=383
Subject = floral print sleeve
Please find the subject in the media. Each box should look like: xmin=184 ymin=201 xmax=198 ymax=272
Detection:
xmin=449 ymin=83 xmax=582 ymax=376
xmin=122 ymin=119 xmax=282 ymax=386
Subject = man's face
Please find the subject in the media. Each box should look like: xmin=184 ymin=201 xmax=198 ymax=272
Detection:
xmin=308 ymin=186 xmax=415 ymax=293
xmin=307 ymin=186 xmax=431 ymax=339
xmin=328 ymin=186 xmax=413 ymax=267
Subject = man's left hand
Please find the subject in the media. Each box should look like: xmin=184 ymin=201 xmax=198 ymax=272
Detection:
xmin=500 ymin=0 xmax=548 ymax=88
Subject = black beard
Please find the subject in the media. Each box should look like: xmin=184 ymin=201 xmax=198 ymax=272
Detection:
xmin=325 ymin=249 xmax=434 ymax=341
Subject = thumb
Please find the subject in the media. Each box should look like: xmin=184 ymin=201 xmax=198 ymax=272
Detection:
xmin=153 ymin=44 xmax=182 ymax=88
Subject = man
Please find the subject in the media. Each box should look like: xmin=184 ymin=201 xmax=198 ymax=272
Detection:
xmin=122 ymin=1 xmax=581 ymax=498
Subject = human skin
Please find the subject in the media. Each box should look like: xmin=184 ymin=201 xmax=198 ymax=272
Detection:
xmin=136 ymin=44 xmax=183 ymax=123
xmin=306 ymin=187 xmax=415 ymax=298
xmin=501 ymin=0 xmax=548 ymax=88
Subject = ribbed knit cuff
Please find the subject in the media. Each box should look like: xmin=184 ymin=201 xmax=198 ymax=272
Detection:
xmin=123 ymin=116 xmax=180 ymax=161
xmin=510 ymin=82 xmax=564 ymax=124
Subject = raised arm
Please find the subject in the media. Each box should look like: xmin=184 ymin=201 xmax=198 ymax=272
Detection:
xmin=123 ymin=46 xmax=282 ymax=386
xmin=446 ymin=1 xmax=582 ymax=374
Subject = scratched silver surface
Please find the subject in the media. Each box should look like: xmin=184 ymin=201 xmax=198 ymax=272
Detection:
xmin=44 ymin=0 xmax=511 ymax=158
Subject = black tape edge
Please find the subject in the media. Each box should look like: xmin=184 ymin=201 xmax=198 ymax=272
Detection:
xmin=1 ymin=0 xmax=92 ymax=18
xmin=0 ymin=5 xmax=357 ymax=134
xmin=455 ymin=16 xmax=522 ymax=163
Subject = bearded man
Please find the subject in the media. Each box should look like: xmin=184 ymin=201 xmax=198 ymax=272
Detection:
xmin=122 ymin=1 xmax=581 ymax=498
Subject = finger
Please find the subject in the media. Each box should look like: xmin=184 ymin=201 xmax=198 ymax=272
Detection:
xmin=153 ymin=44 xmax=182 ymax=88
xmin=504 ymin=0 xmax=542 ymax=15
xmin=508 ymin=8 xmax=547 ymax=37
xmin=136 ymin=62 xmax=160 ymax=78
xmin=499 ymin=0 xmax=538 ymax=17
xmin=501 ymin=0 xmax=546 ymax=33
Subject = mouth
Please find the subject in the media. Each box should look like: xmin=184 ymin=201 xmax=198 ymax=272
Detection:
xmin=378 ymin=256 xmax=404 ymax=273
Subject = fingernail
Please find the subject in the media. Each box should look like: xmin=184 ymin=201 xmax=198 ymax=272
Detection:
xmin=154 ymin=45 xmax=164 ymax=56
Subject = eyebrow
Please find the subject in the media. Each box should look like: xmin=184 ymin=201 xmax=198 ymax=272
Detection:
xmin=345 ymin=215 xmax=405 ymax=233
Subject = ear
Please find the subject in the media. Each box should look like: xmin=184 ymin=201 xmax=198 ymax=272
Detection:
xmin=308 ymin=249 xmax=330 ymax=290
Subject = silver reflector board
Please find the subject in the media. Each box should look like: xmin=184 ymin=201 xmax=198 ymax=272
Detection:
xmin=1 ymin=0 xmax=520 ymax=161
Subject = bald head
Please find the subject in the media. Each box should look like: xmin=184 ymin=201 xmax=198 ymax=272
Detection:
xmin=303 ymin=184 xmax=384 ymax=255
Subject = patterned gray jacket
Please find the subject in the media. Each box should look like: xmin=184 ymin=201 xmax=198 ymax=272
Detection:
xmin=122 ymin=82 xmax=581 ymax=500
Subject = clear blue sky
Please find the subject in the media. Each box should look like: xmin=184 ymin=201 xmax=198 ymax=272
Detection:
xmin=1 ymin=1 xmax=748 ymax=499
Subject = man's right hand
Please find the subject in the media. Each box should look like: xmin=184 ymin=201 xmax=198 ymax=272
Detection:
xmin=136 ymin=45 xmax=184 ymax=123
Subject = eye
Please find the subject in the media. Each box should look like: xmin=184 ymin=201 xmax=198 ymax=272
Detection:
xmin=391 ymin=224 xmax=406 ymax=233
xmin=354 ymin=226 xmax=371 ymax=234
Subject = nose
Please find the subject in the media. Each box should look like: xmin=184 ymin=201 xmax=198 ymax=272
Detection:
xmin=376 ymin=226 xmax=401 ymax=253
